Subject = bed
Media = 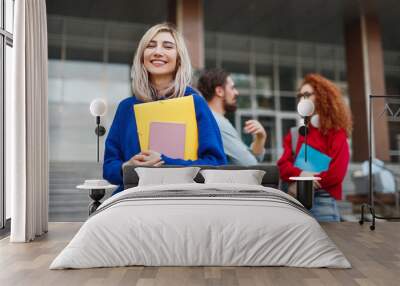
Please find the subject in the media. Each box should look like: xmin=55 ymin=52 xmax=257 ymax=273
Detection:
xmin=50 ymin=165 xmax=350 ymax=269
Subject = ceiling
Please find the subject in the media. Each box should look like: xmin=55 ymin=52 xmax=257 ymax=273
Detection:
xmin=46 ymin=0 xmax=400 ymax=50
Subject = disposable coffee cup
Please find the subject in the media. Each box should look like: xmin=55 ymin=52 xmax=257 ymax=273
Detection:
xmin=297 ymin=180 xmax=314 ymax=209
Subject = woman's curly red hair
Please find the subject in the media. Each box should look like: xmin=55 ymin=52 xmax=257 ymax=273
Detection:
xmin=301 ymin=74 xmax=352 ymax=137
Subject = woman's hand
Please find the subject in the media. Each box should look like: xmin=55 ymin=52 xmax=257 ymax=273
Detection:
xmin=288 ymin=179 xmax=321 ymax=199
xmin=313 ymin=179 xmax=321 ymax=189
xmin=139 ymin=150 xmax=162 ymax=163
xmin=288 ymin=183 xmax=297 ymax=197
xmin=299 ymin=171 xmax=317 ymax=177
xmin=123 ymin=150 xmax=164 ymax=169
xmin=299 ymin=171 xmax=321 ymax=189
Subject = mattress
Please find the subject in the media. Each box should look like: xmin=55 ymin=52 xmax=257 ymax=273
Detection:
xmin=50 ymin=183 xmax=351 ymax=269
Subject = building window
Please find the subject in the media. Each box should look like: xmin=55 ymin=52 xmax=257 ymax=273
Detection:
xmin=384 ymin=51 xmax=400 ymax=162
xmin=205 ymin=32 xmax=348 ymax=162
xmin=1 ymin=0 xmax=14 ymax=229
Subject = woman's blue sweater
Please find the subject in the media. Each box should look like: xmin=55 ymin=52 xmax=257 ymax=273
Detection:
xmin=103 ymin=86 xmax=227 ymax=194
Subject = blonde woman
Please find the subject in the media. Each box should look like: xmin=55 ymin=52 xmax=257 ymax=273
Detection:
xmin=103 ymin=23 xmax=227 ymax=195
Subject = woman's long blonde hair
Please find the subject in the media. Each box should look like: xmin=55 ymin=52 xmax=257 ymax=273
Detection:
xmin=131 ymin=23 xmax=192 ymax=102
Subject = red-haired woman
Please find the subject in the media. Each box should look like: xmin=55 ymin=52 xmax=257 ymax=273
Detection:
xmin=278 ymin=74 xmax=352 ymax=222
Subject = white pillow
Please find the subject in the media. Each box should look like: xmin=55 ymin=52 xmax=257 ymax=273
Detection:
xmin=135 ymin=167 xmax=200 ymax=186
xmin=200 ymin=169 xmax=266 ymax=185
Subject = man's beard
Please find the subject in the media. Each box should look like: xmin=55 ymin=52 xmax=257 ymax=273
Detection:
xmin=223 ymin=98 xmax=237 ymax=113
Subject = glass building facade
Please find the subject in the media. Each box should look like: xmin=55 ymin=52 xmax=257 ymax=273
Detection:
xmin=48 ymin=16 xmax=352 ymax=164
xmin=45 ymin=0 xmax=400 ymax=221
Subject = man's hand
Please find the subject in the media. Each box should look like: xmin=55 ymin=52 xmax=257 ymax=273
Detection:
xmin=244 ymin=120 xmax=267 ymax=139
xmin=244 ymin=120 xmax=267 ymax=156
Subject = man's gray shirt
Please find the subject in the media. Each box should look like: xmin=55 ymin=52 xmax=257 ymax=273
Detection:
xmin=211 ymin=110 xmax=265 ymax=166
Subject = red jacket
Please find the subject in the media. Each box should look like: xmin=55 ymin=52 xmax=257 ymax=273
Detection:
xmin=277 ymin=126 xmax=350 ymax=200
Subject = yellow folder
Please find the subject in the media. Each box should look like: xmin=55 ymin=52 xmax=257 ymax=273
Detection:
xmin=134 ymin=95 xmax=198 ymax=160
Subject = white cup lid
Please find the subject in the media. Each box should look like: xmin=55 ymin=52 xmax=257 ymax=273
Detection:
xmin=84 ymin=179 xmax=110 ymax=187
xmin=289 ymin=176 xmax=321 ymax=181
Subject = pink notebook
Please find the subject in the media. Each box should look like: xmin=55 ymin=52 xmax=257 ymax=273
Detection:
xmin=148 ymin=122 xmax=186 ymax=159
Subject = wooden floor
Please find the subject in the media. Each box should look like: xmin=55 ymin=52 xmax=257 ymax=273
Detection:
xmin=0 ymin=222 xmax=399 ymax=286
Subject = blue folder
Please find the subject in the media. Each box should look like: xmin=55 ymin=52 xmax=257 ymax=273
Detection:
xmin=294 ymin=144 xmax=332 ymax=173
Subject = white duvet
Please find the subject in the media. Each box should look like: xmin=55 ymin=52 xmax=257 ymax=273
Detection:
xmin=50 ymin=183 xmax=351 ymax=269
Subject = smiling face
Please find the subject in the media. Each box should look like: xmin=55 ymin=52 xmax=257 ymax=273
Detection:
xmin=143 ymin=31 xmax=178 ymax=83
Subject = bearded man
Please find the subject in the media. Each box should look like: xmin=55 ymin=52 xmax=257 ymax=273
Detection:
xmin=197 ymin=68 xmax=267 ymax=165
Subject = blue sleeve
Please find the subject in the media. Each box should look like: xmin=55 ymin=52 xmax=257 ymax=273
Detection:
xmin=103 ymin=103 xmax=124 ymax=186
xmin=161 ymin=94 xmax=227 ymax=166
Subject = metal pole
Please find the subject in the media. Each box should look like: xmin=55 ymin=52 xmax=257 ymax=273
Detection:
xmin=369 ymin=95 xmax=373 ymax=209
xmin=305 ymin=118 xmax=308 ymax=162
xmin=360 ymin=95 xmax=400 ymax=230
xmin=96 ymin=116 xmax=100 ymax=162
